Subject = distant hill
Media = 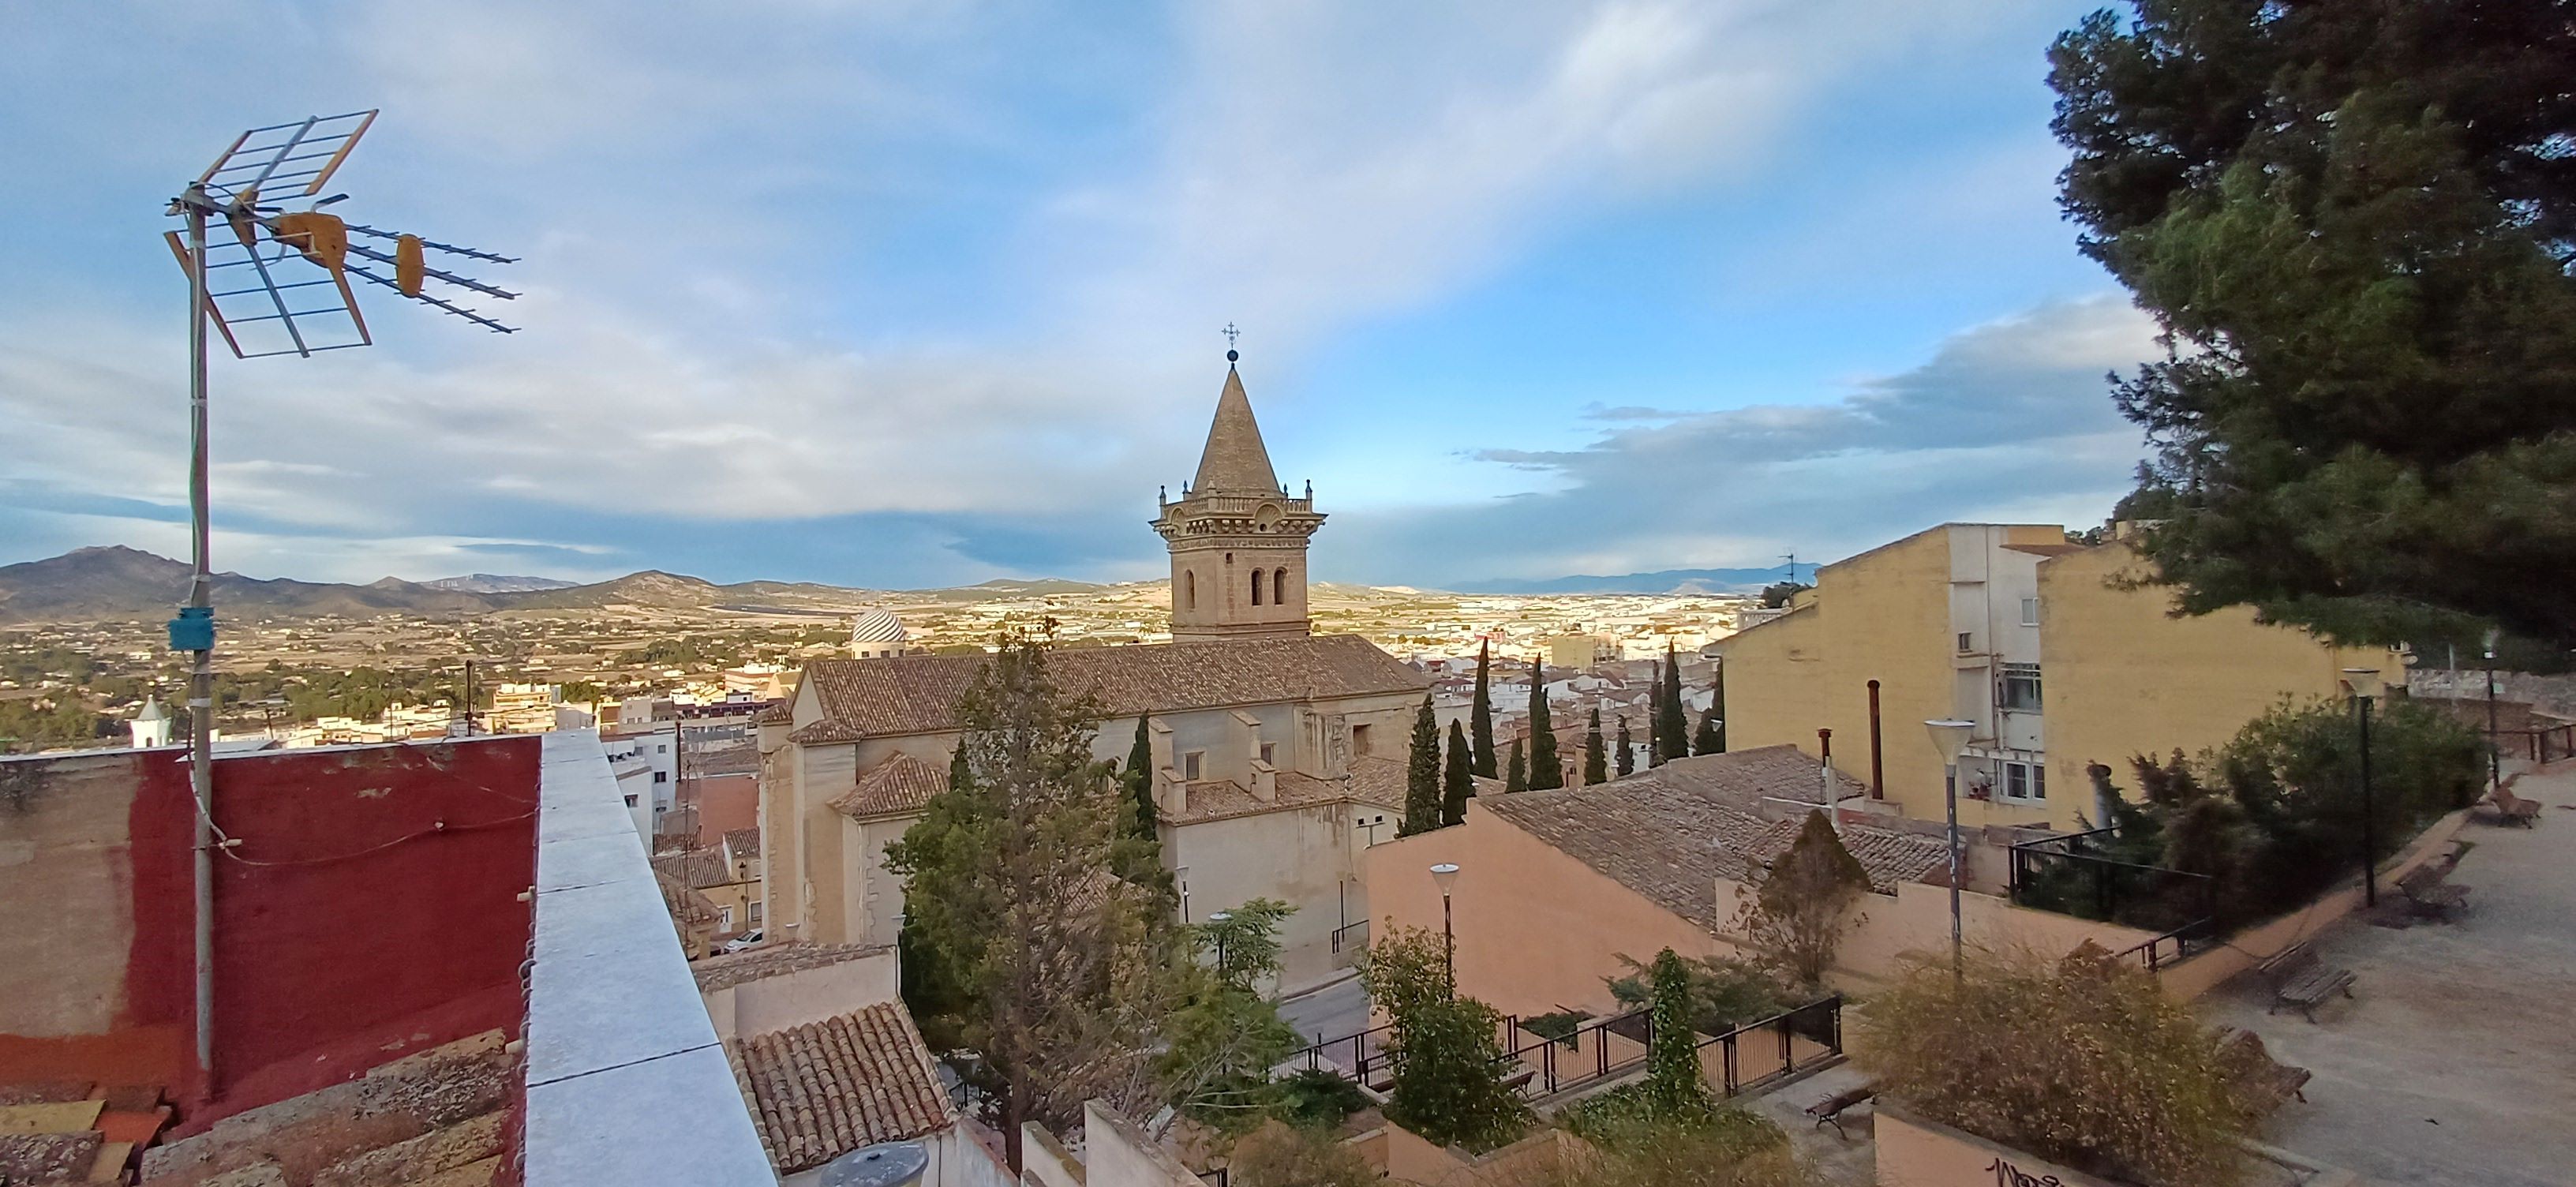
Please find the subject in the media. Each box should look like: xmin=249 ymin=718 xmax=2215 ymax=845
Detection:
xmin=0 ymin=546 xmax=1767 ymax=626
xmin=0 ymin=546 xmax=505 ymax=623
xmin=1455 ymin=567 xmax=1791 ymax=596
xmin=423 ymin=573 xmax=581 ymax=594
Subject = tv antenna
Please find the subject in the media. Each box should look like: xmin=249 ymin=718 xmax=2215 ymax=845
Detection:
xmin=161 ymin=110 xmax=517 ymax=1087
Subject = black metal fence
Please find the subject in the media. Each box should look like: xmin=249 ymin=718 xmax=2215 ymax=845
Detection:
xmin=1286 ymin=996 xmax=1844 ymax=1104
xmin=2009 ymin=825 xmax=2215 ymax=938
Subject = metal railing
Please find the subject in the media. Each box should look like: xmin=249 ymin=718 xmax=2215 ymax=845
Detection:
xmin=2114 ymin=918 xmax=2217 ymax=975
xmin=1330 ymin=918 xmax=1368 ymax=956
xmin=2009 ymin=826 xmax=2215 ymax=935
xmin=1287 ymin=996 xmax=1845 ymax=1104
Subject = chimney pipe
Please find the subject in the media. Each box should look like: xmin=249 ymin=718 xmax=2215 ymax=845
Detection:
xmin=1867 ymin=680 xmax=1885 ymax=799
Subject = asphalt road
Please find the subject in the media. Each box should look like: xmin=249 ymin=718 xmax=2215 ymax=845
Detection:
xmin=1276 ymin=972 xmax=1370 ymax=1047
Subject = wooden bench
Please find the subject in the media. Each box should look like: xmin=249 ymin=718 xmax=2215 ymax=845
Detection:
xmin=2259 ymin=941 xmax=2354 ymax=1022
xmin=2215 ymin=1028 xmax=2311 ymax=1121
xmin=2490 ymin=781 xmax=2544 ymax=827
xmin=2396 ymin=864 xmax=2470 ymax=922
xmin=1804 ymin=1080 xmax=1878 ymax=1140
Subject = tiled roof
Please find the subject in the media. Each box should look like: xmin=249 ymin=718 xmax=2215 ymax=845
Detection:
xmin=723 ymin=827 xmax=761 ymax=861
xmin=1480 ymin=746 xmax=1945 ymax=931
xmin=829 ymin=753 xmax=947 ymax=820
xmin=651 ymin=846 xmax=730 ymax=890
xmin=727 ymin=1005 xmax=953 ymax=1174
xmin=794 ymin=635 xmax=1423 ymax=741
xmin=693 ymin=942 xmax=893 ymax=994
xmin=656 ymin=871 xmax=721 ymax=927
xmin=753 ymin=702 xmax=793 ymax=725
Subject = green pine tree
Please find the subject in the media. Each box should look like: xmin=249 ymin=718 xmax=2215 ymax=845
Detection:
xmin=1655 ymin=646 xmax=1690 ymax=763
xmin=1503 ymin=738 xmax=1526 ymax=794
xmin=1469 ymin=638 xmax=1498 ymax=778
xmin=1526 ymin=655 xmax=1562 ymax=790
xmin=2049 ymin=2 xmax=2576 ymax=649
xmin=1400 ymin=695 xmax=1440 ymax=836
xmin=1615 ymin=715 xmax=1635 ymax=777
xmin=1441 ymin=720 xmax=1474 ymax=827
xmin=1582 ymin=707 xmax=1608 ymax=784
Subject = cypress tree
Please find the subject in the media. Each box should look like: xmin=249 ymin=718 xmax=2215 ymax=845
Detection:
xmin=1469 ymin=638 xmax=1498 ymax=778
xmin=1582 ymin=707 xmax=1607 ymax=784
xmin=1615 ymin=715 xmax=1635 ymax=777
xmin=1693 ymin=706 xmax=1722 ymax=758
xmin=1709 ymin=659 xmax=1727 ymax=754
xmin=1655 ymin=645 xmax=1690 ymax=763
xmin=1123 ymin=714 xmax=1156 ymax=840
xmin=1441 ymin=721 xmax=1474 ymax=827
xmin=1400 ymin=695 xmax=1440 ymax=836
xmin=1503 ymin=738 xmax=1526 ymax=794
xmin=1526 ymin=655 xmax=1562 ymax=790
xmin=1645 ymin=678 xmax=1663 ymax=768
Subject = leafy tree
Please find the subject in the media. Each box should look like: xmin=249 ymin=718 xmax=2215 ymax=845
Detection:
xmin=1165 ymin=901 xmax=1301 ymax=1133
xmin=1526 ymin=655 xmax=1562 ymax=790
xmin=1757 ymin=581 xmax=1808 ymax=609
xmin=1357 ymin=927 xmax=1530 ymax=1152
xmin=1656 ymin=646 xmax=1690 ymax=763
xmin=1582 ymin=707 xmax=1608 ymax=784
xmin=1230 ymin=1121 xmax=1376 ymax=1187
xmin=1728 ymin=811 xmax=1870 ymax=985
xmin=2050 ymin=2 xmax=2576 ymax=650
xmin=1855 ymin=944 xmax=2257 ymax=1187
xmin=1503 ymin=738 xmax=1526 ymax=794
xmin=1440 ymin=720 xmax=1475 ymax=828
xmin=882 ymin=635 xmax=1169 ymax=1170
xmin=1264 ymin=1068 xmax=1371 ymax=1132
xmin=1641 ymin=949 xmax=1714 ymax=1117
xmin=1399 ymin=695 xmax=1440 ymax=837
xmin=1470 ymin=638 xmax=1498 ymax=778
xmin=1616 ymin=715 xmax=1635 ymax=777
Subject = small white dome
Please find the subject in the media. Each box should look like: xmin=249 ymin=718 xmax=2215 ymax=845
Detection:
xmin=849 ymin=609 xmax=907 ymax=646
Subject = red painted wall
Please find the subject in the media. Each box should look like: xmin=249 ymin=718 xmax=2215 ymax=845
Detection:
xmin=688 ymin=773 xmax=758 ymax=842
xmin=197 ymin=736 xmax=538 ymax=1122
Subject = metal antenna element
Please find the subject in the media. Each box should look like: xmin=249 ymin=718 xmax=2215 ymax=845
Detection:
xmin=159 ymin=110 xmax=519 ymax=1093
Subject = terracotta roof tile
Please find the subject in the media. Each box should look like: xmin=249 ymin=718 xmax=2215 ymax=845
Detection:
xmin=829 ymin=753 xmax=947 ymax=820
xmin=650 ymin=847 xmax=730 ymax=890
xmin=1480 ymin=746 xmax=1945 ymax=931
xmin=727 ymin=1004 xmax=953 ymax=1174
xmin=723 ymin=828 xmax=761 ymax=860
xmin=693 ymin=942 xmax=893 ymax=994
xmin=655 ymin=871 xmax=721 ymax=927
xmin=796 ymin=635 xmax=1423 ymax=740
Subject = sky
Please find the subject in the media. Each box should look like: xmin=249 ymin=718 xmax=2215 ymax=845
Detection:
xmin=0 ymin=1 xmax=2160 ymax=591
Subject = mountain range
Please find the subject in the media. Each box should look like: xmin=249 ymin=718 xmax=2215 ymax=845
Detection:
xmin=0 ymin=546 xmax=1766 ymax=625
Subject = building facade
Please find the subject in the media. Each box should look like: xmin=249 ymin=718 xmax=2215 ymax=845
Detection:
xmin=758 ymin=361 xmax=1425 ymax=987
xmin=1717 ymin=523 xmax=2392 ymax=831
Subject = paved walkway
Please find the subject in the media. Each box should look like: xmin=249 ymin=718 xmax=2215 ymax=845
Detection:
xmin=2204 ymin=761 xmax=2576 ymax=1187
xmin=1277 ymin=972 xmax=1369 ymax=1047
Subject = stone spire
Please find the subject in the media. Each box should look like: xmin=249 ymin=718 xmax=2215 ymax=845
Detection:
xmin=1155 ymin=358 xmax=1324 ymax=642
xmin=1189 ymin=366 xmax=1282 ymax=496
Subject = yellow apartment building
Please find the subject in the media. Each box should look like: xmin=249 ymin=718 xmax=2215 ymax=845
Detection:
xmin=1717 ymin=523 xmax=2392 ymax=831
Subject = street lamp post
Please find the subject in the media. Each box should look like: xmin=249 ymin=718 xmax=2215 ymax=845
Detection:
xmin=1925 ymin=719 xmax=1976 ymax=977
xmin=2484 ymin=631 xmax=2503 ymax=799
xmin=1429 ymin=863 xmax=1461 ymax=994
xmin=2345 ymin=668 xmax=2384 ymax=908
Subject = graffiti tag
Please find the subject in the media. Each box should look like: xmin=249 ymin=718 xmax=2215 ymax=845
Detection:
xmin=1986 ymin=1159 xmax=2065 ymax=1187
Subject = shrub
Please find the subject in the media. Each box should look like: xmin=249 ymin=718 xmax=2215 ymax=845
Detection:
xmin=1558 ymin=1097 xmax=1817 ymax=1187
xmin=1230 ymin=1120 xmax=1376 ymax=1187
xmin=1853 ymin=943 xmax=2256 ymax=1187
xmin=1639 ymin=949 xmax=1713 ymax=1116
xmin=1356 ymin=927 xmax=1530 ymax=1152
xmin=1264 ymin=1068 xmax=1369 ymax=1132
xmin=1605 ymin=952 xmax=1790 ymax=1035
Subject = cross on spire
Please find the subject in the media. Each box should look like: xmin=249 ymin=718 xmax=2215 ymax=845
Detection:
xmin=1222 ymin=322 xmax=1240 ymax=349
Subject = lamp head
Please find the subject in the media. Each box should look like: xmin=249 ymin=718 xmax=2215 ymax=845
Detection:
xmin=1924 ymin=719 xmax=1975 ymax=764
xmin=1429 ymin=863 xmax=1462 ymax=897
xmin=1207 ymin=911 xmax=1231 ymax=925
xmin=2342 ymin=668 xmax=2384 ymax=700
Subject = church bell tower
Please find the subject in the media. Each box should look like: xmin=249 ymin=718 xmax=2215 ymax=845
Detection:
xmin=1154 ymin=351 xmax=1324 ymax=642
